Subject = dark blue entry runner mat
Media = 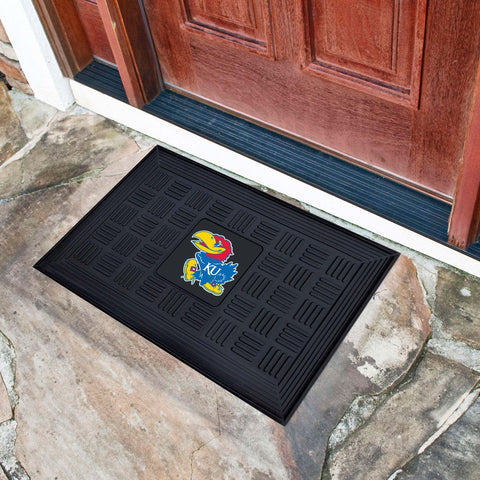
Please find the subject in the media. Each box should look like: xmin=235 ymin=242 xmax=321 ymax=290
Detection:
xmin=35 ymin=146 xmax=398 ymax=424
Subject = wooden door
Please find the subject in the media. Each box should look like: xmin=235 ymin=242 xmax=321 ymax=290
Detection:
xmin=141 ymin=0 xmax=480 ymax=199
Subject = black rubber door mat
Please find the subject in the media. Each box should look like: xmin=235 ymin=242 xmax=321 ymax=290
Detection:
xmin=35 ymin=146 xmax=398 ymax=424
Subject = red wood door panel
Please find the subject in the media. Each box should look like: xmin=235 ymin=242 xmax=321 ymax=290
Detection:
xmin=183 ymin=0 xmax=273 ymax=53
xmin=192 ymin=41 xmax=412 ymax=177
xmin=304 ymin=0 xmax=425 ymax=106
xmin=143 ymin=0 xmax=480 ymax=198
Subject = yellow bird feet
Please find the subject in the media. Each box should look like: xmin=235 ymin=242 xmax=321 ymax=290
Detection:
xmin=183 ymin=258 xmax=197 ymax=283
xmin=202 ymin=283 xmax=224 ymax=296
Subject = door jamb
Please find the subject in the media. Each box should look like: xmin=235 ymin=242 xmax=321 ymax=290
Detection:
xmin=31 ymin=0 xmax=162 ymax=107
xmin=449 ymin=61 xmax=480 ymax=248
xmin=96 ymin=0 xmax=163 ymax=107
xmin=31 ymin=0 xmax=92 ymax=77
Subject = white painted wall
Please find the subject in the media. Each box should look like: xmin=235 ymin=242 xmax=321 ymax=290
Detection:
xmin=0 ymin=0 xmax=73 ymax=110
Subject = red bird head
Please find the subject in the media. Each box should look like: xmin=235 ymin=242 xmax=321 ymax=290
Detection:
xmin=191 ymin=231 xmax=233 ymax=262
xmin=209 ymin=235 xmax=232 ymax=262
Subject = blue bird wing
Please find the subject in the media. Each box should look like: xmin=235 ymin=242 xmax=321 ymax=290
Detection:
xmin=213 ymin=262 xmax=238 ymax=284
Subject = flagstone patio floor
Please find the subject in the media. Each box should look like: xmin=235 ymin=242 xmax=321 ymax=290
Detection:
xmin=0 ymin=82 xmax=479 ymax=480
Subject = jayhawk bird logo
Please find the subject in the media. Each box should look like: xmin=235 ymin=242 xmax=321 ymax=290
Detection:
xmin=181 ymin=230 xmax=238 ymax=296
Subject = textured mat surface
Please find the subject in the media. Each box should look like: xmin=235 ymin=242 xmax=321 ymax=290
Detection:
xmin=35 ymin=146 xmax=398 ymax=423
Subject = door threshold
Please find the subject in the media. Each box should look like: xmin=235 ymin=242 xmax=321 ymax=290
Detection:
xmin=72 ymin=62 xmax=480 ymax=276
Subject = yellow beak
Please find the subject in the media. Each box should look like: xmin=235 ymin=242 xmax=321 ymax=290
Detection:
xmin=192 ymin=231 xmax=226 ymax=254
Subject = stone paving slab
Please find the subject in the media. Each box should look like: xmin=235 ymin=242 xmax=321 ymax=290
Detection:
xmin=395 ymin=392 xmax=480 ymax=480
xmin=435 ymin=268 xmax=480 ymax=349
xmin=322 ymin=353 xmax=479 ymax=480
xmin=0 ymin=158 xmax=22 ymax=200
xmin=0 ymin=83 xmax=27 ymax=165
xmin=8 ymin=89 xmax=56 ymax=139
xmin=0 ymin=377 xmax=11 ymax=424
xmin=20 ymin=114 xmax=137 ymax=195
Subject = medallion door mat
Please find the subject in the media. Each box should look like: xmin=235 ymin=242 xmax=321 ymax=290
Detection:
xmin=35 ymin=146 xmax=399 ymax=424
